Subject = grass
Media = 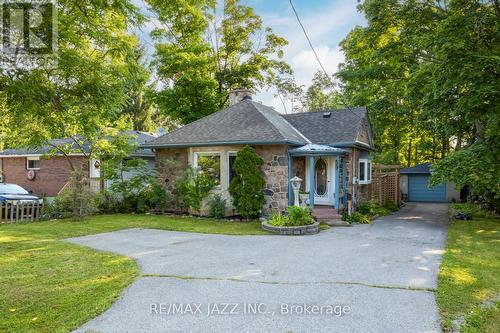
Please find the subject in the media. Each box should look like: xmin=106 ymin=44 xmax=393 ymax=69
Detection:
xmin=437 ymin=203 xmax=500 ymax=332
xmin=0 ymin=214 xmax=267 ymax=333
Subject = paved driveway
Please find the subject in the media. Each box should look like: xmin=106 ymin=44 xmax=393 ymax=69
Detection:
xmin=68 ymin=203 xmax=448 ymax=333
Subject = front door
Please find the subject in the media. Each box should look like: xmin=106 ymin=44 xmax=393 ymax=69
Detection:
xmin=313 ymin=157 xmax=333 ymax=205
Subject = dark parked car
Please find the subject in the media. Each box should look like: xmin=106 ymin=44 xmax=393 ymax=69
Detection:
xmin=0 ymin=183 xmax=41 ymax=203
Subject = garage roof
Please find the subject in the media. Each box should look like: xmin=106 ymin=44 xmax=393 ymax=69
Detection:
xmin=400 ymin=162 xmax=432 ymax=174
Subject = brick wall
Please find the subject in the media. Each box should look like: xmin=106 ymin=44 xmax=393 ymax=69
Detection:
xmin=0 ymin=156 xmax=88 ymax=197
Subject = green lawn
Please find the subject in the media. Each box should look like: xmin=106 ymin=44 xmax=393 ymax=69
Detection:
xmin=0 ymin=214 xmax=267 ymax=333
xmin=437 ymin=204 xmax=500 ymax=332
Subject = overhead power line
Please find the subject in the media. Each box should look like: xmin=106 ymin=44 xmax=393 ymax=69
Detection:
xmin=288 ymin=0 xmax=357 ymax=116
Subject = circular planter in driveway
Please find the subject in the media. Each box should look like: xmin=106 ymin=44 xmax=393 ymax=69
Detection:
xmin=261 ymin=221 xmax=320 ymax=235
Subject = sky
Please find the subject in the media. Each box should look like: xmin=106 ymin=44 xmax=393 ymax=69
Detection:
xmin=134 ymin=0 xmax=366 ymax=113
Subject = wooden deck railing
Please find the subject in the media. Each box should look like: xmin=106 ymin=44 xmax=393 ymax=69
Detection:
xmin=0 ymin=201 xmax=43 ymax=224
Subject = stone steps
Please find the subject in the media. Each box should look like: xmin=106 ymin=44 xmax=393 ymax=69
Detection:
xmin=312 ymin=206 xmax=351 ymax=227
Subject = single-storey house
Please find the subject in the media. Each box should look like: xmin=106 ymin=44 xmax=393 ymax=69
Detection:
xmin=400 ymin=163 xmax=460 ymax=202
xmin=143 ymin=90 xmax=375 ymax=217
xmin=0 ymin=131 xmax=156 ymax=197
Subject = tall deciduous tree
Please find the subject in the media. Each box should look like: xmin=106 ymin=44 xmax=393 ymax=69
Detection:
xmin=148 ymin=0 xmax=292 ymax=124
xmin=306 ymin=71 xmax=344 ymax=111
xmin=0 ymin=0 xmax=143 ymax=150
xmin=338 ymin=0 xmax=500 ymax=206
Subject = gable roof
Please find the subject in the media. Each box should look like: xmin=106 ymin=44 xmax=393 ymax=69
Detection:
xmin=282 ymin=107 xmax=372 ymax=148
xmin=144 ymin=101 xmax=373 ymax=149
xmin=143 ymin=100 xmax=308 ymax=148
xmin=400 ymin=163 xmax=432 ymax=174
xmin=0 ymin=131 xmax=157 ymax=158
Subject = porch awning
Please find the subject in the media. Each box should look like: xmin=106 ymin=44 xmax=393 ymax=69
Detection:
xmin=288 ymin=144 xmax=348 ymax=156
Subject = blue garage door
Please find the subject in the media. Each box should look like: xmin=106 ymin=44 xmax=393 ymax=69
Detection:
xmin=408 ymin=174 xmax=447 ymax=202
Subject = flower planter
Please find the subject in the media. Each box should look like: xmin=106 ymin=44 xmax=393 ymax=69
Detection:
xmin=261 ymin=221 xmax=320 ymax=235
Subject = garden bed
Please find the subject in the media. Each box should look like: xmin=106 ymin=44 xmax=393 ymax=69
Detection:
xmin=261 ymin=221 xmax=320 ymax=235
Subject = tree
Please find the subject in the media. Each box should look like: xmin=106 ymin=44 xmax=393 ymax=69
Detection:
xmin=229 ymin=145 xmax=265 ymax=218
xmin=148 ymin=0 xmax=292 ymax=124
xmin=338 ymin=0 xmax=500 ymax=206
xmin=175 ymin=166 xmax=216 ymax=214
xmin=121 ymin=46 xmax=158 ymax=132
xmin=306 ymin=71 xmax=344 ymax=111
xmin=0 ymin=0 xmax=143 ymax=151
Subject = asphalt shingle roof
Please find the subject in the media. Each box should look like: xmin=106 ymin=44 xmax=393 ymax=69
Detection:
xmin=400 ymin=163 xmax=432 ymax=174
xmin=282 ymin=107 xmax=369 ymax=146
xmin=0 ymin=131 xmax=157 ymax=157
xmin=143 ymin=100 xmax=308 ymax=147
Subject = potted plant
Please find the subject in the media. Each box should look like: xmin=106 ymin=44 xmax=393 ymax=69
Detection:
xmin=299 ymin=191 xmax=309 ymax=206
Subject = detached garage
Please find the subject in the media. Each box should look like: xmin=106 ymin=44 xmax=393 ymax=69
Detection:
xmin=400 ymin=163 xmax=460 ymax=203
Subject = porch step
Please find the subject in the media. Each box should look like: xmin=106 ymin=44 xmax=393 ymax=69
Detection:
xmin=312 ymin=206 xmax=342 ymax=220
xmin=312 ymin=206 xmax=350 ymax=227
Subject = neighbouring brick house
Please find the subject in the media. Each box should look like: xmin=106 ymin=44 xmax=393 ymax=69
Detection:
xmin=0 ymin=131 xmax=157 ymax=197
xmin=144 ymin=90 xmax=375 ymax=217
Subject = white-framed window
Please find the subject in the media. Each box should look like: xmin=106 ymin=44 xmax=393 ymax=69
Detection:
xmin=26 ymin=157 xmax=41 ymax=170
xmin=193 ymin=152 xmax=221 ymax=185
xmin=359 ymin=159 xmax=372 ymax=184
xmin=227 ymin=151 xmax=238 ymax=185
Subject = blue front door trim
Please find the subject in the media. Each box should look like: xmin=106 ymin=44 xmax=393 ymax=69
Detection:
xmin=309 ymin=156 xmax=315 ymax=208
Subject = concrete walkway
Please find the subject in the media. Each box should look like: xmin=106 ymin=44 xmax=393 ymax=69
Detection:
xmin=68 ymin=203 xmax=448 ymax=333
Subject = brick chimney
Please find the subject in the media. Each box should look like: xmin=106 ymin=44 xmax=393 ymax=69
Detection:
xmin=229 ymin=89 xmax=252 ymax=106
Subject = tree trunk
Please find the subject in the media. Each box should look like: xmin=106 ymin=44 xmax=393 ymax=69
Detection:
xmin=432 ymin=137 xmax=436 ymax=162
xmin=455 ymin=132 xmax=462 ymax=151
xmin=407 ymin=138 xmax=412 ymax=167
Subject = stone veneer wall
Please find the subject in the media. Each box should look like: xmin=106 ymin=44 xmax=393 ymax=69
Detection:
xmin=345 ymin=147 xmax=371 ymax=207
xmin=255 ymin=145 xmax=289 ymax=215
xmin=291 ymin=156 xmax=306 ymax=191
xmin=155 ymin=148 xmax=189 ymax=212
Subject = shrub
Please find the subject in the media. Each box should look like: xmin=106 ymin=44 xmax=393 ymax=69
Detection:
xmin=384 ymin=201 xmax=399 ymax=212
xmin=268 ymin=211 xmax=290 ymax=226
xmin=208 ymin=194 xmax=227 ymax=219
xmin=358 ymin=200 xmax=396 ymax=217
xmin=96 ymin=190 xmax=122 ymax=214
xmin=137 ymin=181 xmax=167 ymax=213
xmin=229 ymin=145 xmax=265 ymax=219
xmin=175 ymin=166 xmax=216 ymax=214
xmin=358 ymin=200 xmax=379 ymax=215
xmin=450 ymin=202 xmax=498 ymax=219
xmin=56 ymin=170 xmax=98 ymax=220
xmin=267 ymin=206 xmax=315 ymax=227
xmin=287 ymin=206 xmax=315 ymax=226
xmin=342 ymin=212 xmax=370 ymax=224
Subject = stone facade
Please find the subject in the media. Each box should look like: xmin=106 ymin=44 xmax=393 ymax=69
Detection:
xmin=345 ymin=147 xmax=371 ymax=207
xmin=153 ymin=144 xmax=373 ymax=216
xmin=291 ymin=156 xmax=306 ymax=191
xmin=155 ymin=145 xmax=290 ymax=216
xmin=155 ymin=148 xmax=189 ymax=212
xmin=255 ymin=145 xmax=289 ymax=215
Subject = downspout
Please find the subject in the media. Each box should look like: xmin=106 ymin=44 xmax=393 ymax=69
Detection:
xmin=335 ymin=156 xmax=340 ymax=210
xmin=287 ymin=150 xmax=293 ymax=206
xmin=309 ymin=156 xmax=315 ymax=208
xmin=352 ymin=149 xmax=356 ymax=208
xmin=342 ymin=157 xmax=347 ymax=206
